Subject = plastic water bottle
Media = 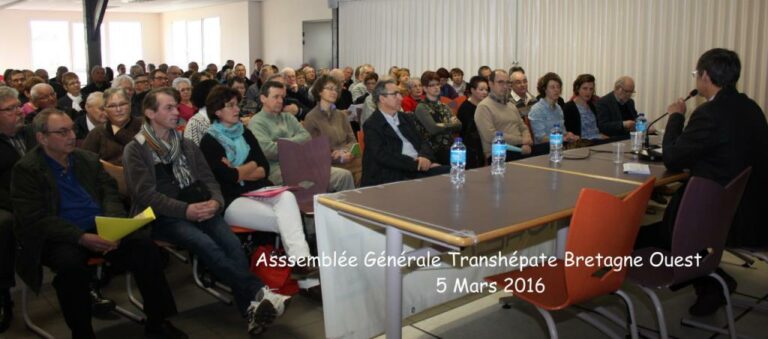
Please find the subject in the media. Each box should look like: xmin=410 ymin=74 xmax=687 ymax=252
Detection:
xmin=450 ymin=138 xmax=466 ymax=185
xmin=635 ymin=113 xmax=647 ymax=134
xmin=549 ymin=123 xmax=563 ymax=163
xmin=491 ymin=131 xmax=506 ymax=175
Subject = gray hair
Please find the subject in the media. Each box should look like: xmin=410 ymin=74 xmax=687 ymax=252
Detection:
xmin=103 ymin=87 xmax=128 ymax=104
xmin=29 ymin=83 xmax=53 ymax=100
xmin=281 ymin=67 xmax=295 ymax=77
xmin=0 ymin=86 xmax=19 ymax=102
xmin=614 ymin=76 xmax=633 ymax=89
xmin=129 ymin=65 xmax=144 ymax=78
xmin=112 ymin=74 xmax=134 ymax=88
xmin=86 ymin=91 xmax=104 ymax=107
xmin=405 ymin=78 xmax=421 ymax=91
xmin=372 ymin=79 xmax=397 ymax=106
xmin=172 ymin=77 xmax=191 ymax=89
xmin=32 ymin=108 xmax=68 ymax=134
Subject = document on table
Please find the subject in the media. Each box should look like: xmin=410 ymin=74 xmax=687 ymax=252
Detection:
xmin=96 ymin=207 xmax=156 ymax=241
xmin=623 ymin=163 xmax=651 ymax=175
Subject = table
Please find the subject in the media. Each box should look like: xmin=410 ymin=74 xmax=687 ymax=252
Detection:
xmin=316 ymin=142 xmax=686 ymax=339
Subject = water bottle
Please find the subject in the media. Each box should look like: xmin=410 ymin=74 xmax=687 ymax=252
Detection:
xmin=549 ymin=123 xmax=563 ymax=163
xmin=491 ymin=131 xmax=506 ymax=175
xmin=635 ymin=113 xmax=647 ymax=134
xmin=450 ymin=138 xmax=466 ymax=185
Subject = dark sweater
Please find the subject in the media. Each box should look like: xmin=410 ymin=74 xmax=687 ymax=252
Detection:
xmin=199 ymin=128 xmax=272 ymax=207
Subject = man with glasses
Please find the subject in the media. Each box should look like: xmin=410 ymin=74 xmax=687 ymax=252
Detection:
xmin=596 ymin=75 xmax=638 ymax=137
xmin=11 ymin=108 xmax=186 ymax=339
xmin=167 ymin=66 xmax=183 ymax=84
xmin=26 ymin=83 xmax=58 ymax=123
xmin=475 ymin=69 xmax=537 ymax=161
xmin=149 ymin=69 xmax=169 ymax=89
xmin=0 ymin=86 xmax=35 ymax=333
xmin=509 ymin=66 xmax=537 ymax=117
xmin=361 ymin=79 xmax=448 ymax=186
xmin=81 ymin=66 xmax=110 ymax=101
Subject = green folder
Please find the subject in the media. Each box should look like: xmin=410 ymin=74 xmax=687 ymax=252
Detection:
xmin=349 ymin=143 xmax=361 ymax=157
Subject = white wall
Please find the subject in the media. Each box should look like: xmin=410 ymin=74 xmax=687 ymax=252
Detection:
xmin=0 ymin=9 xmax=161 ymax=73
xmin=262 ymin=0 xmax=332 ymax=69
xmin=161 ymin=1 xmax=254 ymax=70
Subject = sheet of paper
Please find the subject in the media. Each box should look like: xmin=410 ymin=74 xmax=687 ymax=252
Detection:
xmin=623 ymin=163 xmax=651 ymax=175
xmin=96 ymin=207 xmax=156 ymax=242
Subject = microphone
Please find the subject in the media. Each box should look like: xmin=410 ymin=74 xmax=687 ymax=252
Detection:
xmin=642 ymin=89 xmax=698 ymax=154
xmin=684 ymin=89 xmax=699 ymax=101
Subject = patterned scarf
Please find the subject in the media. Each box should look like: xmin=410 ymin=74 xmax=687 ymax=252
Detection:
xmin=207 ymin=121 xmax=250 ymax=167
xmin=489 ymin=92 xmax=511 ymax=105
xmin=140 ymin=122 xmax=193 ymax=188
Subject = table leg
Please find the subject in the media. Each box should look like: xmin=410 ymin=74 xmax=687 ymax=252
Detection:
xmin=386 ymin=226 xmax=403 ymax=339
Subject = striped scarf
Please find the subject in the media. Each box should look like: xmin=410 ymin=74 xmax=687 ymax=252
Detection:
xmin=140 ymin=122 xmax=193 ymax=188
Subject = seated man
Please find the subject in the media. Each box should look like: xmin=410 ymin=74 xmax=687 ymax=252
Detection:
xmin=248 ymin=81 xmax=355 ymax=191
xmin=361 ymin=79 xmax=448 ymax=187
xmin=595 ymin=76 xmax=638 ymax=138
xmin=124 ymin=88 xmax=290 ymax=335
xmin=11 ymin=108 xmax=185 ymax=339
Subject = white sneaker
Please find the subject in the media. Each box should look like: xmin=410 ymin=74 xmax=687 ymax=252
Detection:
xmin=246 ymin=287 xmax=291 ymax=334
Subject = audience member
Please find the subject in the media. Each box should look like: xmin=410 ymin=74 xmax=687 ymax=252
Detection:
xmin=401 ymin=78 xmax=423 ymax=113
xmin=183 ymin=79 xmax=219 ymax=145
xmin=81 ymin=88 xmax=142 ymax=166
xmin=436 ymin=68 xmax=458 ymax=99
xmin=528 ymin=72 xmax=578 ymax=144
xmin=173 ymin=78 xmax=197 ymax=123
xmin=457 ymin=76 xmax=489 ymax=169
xmin=509 ymin=66 xmax=537 ymax=117
xmin=81 ymin=66 xmax=109 ymax=100
xmin=450 ymin=68 xmax=466 ymax=96
xmin=414 ymin=71 xmax=462 ymax=164
xmin=75 ymin=92 xmax=107 ymax=141
xmin=596 ymin=76 xmax=638 ymax=137
xmin=57 ymin=72 xmax=84 ymax=117
xmin=563 ymin=74 xmax=607 ymax=141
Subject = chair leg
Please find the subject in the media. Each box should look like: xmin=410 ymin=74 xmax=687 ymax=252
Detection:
xmin=126 ymin=273 xmax=144 ymax=311
xmin=21 ymin=284 xmax=54 ymax=339
xmin=574 ymin=310 xmax=622 ymax=339
xmin=191 ymin=256 xmax=232 ymax=305
xmin=614 ymin=289 xmax=639 ymax=339
xmin=638 ymin=285 xmax=669 ymax=339
xmin=535 ymin=306 xmax=559 ymax=339
xmin=680 ymin=272 xmax=738 ymax=339
xmin=727 ymin=249 xmax=756 ymax=267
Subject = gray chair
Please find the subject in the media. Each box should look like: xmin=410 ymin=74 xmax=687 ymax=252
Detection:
xmin=628 ymin=167 xmax=752 ymax=339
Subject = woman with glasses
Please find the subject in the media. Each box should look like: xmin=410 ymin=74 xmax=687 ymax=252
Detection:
xmin=303 ymin=75 xmax=362 ymax=186
xmin=528 ymin=72 xmax=579 ymax=144
xmin=172 ymin=77 xmax=197 ymax=125
xmin=414 ymin=71 xmax=462 ymax=165
xmin=81 ymin=87 xmax=142 ymax=165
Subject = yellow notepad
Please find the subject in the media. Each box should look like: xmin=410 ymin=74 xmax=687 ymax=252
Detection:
xmin=96 ymin=207 xmax=156 ymax=242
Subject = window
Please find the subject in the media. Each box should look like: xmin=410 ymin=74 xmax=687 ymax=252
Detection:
xmin=108 ymin=22 xmax=142 ymax=70
xmin=171 ymin=17 xmax=220 ymax=68
xmin=30 ymin=21 xmax=70 ymax=77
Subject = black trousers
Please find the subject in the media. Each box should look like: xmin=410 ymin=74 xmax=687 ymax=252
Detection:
xmin=0 ymin=209 xmax=14 ymax=290
xmin=41 ymin=231 xmax=177 ymax=339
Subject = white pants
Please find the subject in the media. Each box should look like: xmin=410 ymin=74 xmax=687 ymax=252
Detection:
xmin=223 ymin=191 xmax=311 ymax=258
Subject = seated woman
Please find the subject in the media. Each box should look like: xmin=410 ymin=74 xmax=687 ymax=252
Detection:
xmin=414 ymin=71 xmax=462 ymax=165
xmin=172 ymin=77 xmax=197 ymax=125
xmin=528 ymin=72 xmax=579 ymax=144
xmin=400 ymin=78 xmax=423 ymax=114
xmin=395 ymin=68 xmax=411 ymax=96
xmin=436 ymin=68 xmax=459 ymax=99
xmin=199 ymin=86 xmax=312 ymax=262
xmin=303 ymin=75 xmax=362 ymax=187
xmin=81 ymin=87 xmax=143 ymax=165
xmin=124 ymin=88 xmax=290 ymax=335
xmin=563 ymin=74 xmax=608 ymax=142
xmin=457 ymin=76 xmax=489 ymax=169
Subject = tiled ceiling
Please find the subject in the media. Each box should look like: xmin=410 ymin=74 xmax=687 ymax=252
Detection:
xmin=0 ymin=0 xmax=249 ymax=13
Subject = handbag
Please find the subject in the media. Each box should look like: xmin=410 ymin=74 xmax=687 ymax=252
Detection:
xmin=176 ymin=180 xmax=211 ymax=204
xmin=250 ymin=244 xmax=299 ymax=296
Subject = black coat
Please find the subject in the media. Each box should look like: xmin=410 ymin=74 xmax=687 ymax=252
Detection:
xmin=596 ymin=92 xmax=637 ymax=137
xmin=361 ymin=110 xmax=435 ymax=187
xmin=563 ymin=100 xmax=596 ymax=137
xmin=663 ymin=86 xmax=768 ymax=247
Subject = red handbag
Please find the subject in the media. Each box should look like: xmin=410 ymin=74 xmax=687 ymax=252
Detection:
xmin=250 ymin=244 xmax=300 ymax=296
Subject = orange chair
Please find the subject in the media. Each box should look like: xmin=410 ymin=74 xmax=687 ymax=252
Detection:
xmin=486 ymin=178 xmax=655 ymax=338
xmin=357 ymin=130 xmax=365 ymax=155
xmin=449 ymin=95 xmax=466 ymax=115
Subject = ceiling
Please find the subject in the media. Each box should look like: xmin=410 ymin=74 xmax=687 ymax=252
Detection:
xmin=0 ymin=0 xmax=250 ymax=13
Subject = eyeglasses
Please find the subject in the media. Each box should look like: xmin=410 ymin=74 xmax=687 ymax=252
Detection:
xmin=154 ymin=76 xmax=168 ymax=81
xmin=380 ymin=92 xmax=402 ymax=97
xmin=0 ymin=104 xmax=22 ymax=112
xmin=44 ymin=127 xmax=75 ymax=137
xmin=105 ymin=102 xmax=130 ymax=110
xmin=691 ymin=70 xmax=699 ymax=78
xmin=494 ymin=80 xmax=512 ymax=86
xmin=323 ymin=86 xmax=339 ymax=92
xmin=135 ymin=80 xmax=149 ymax=84
xmin=511 ymin=80 xmax=528 ymax=85
xmin=621 ymin=87 xmax=636 ymax=95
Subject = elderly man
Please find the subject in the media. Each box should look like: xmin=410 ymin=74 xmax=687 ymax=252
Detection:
xmin=74 ymin=92 xmax=107 ymax=141
xmin=233 ymin=63 xmax=254 ymax=87
xmin=124 ymin=88 xmax=289 ymax=335
xmin=636 ymin=48 xmax=768 ymax=316
xmin=361 ymin=79 xmax=448 ymax=187
xmin=509 ymin=66 xmax=537 ymax=117
xmin=329 ymin=68 xmax=352 ymax=110
xmin=129 ymin=65 xmax=144 ymax=78
xmin=474 ymin=69 xmax=539 ymax=161
xmin=0 ymin=87 xmax=36 ymax=333
xmin=81 ymin=66 xmax=110 ymax=100
xmin=25 ymin=83 xmax=58 ymax=123
xmin=596 ymin=76 xmax=638 ymax=137
xmin=280 ymin=68 xmax=314 ymax=121
xmin=11 ymin=108 xmax=185 ymax=339
xmin=248 ymin=81 xmax=354 ymax=191
xmin=57 ymin=72 xmax=84 ymax=117
xmin=349 ymin=64 xmax=373 ymax=102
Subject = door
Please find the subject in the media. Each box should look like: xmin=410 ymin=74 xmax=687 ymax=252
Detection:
xmin=302 ymin=20 xmax=332 ymax=69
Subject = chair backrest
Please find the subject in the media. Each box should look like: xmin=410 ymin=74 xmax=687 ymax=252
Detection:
xmin=564 ymin=178 xmax=655 ymax=305
xmin=669 ymin=167 xmax=752 ymax=284
xmin=277 ymin=136 xmax=331 ymax=212
xmin=450 ymin=96 xmax=467 ymax=115
xmin=357 ymin=130 xmax=365 ymax=155
xmin=100 ymin=160 xmax=127 ymax=196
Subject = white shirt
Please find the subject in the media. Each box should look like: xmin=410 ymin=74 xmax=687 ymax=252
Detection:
xmin=86 ymin=116 xmax=97 ymax=131
xmin=68 ymin=93 xmax=83 ymax=112
xmin=381 ymin=111 xmax=419 ymax=159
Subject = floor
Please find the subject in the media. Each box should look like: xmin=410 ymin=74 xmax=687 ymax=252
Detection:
xmin=2 ymin=204 xmax=767 ymax=339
